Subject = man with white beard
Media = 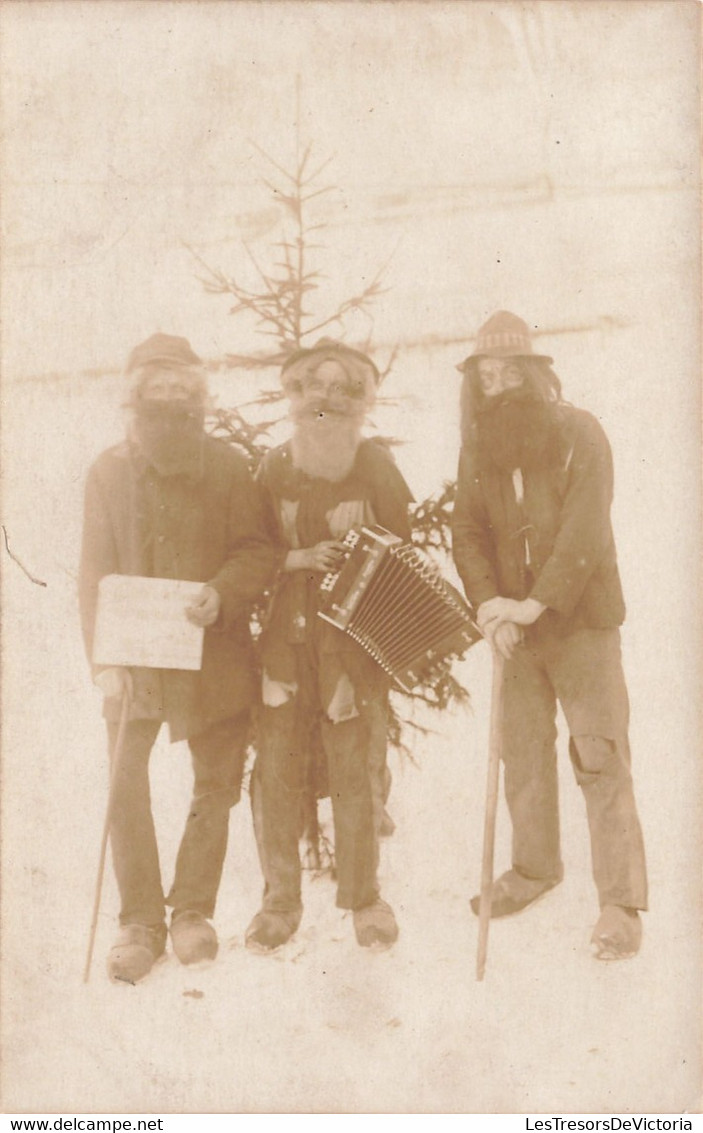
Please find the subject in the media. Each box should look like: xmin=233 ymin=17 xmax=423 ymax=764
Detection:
xmin=245 ymin=339 xmax=413 ymax=951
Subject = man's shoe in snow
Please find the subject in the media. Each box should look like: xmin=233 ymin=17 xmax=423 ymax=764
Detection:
xmin=107 ymin=923 xmax=166 ymax=984
xmin=470 ymin=868 xmax=561 ymax=918
xmin=170 ymin=910 xmax=218 ymax=965
xmin=591 ymin=905 xmax=642 ymax=960
xmin=245 ymin=909 xmax=300 ymax=952
xmin=353 ymin=899 xmax=399 ymax=948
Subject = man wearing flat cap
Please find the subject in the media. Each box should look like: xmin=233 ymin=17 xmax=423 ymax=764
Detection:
xmin=79 ymin=333 xmax=276 ymax=983
xmin=245 ymin=338 xmax=413 ymax=952
xmin=451 ymin=311 xmax=648 ymax=960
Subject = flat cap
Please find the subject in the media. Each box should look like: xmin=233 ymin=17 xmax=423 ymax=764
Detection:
xmin=125 ymin=333 xmax=202 ymax=375
xmin=281 ymin=337 xmax=380 ymax=385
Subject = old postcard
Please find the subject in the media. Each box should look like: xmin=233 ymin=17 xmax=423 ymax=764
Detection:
xmin=1 ymin=0 xmax=700 ymax=1118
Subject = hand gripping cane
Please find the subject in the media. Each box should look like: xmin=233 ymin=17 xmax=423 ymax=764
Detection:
xmin=83 ymin=686 xmax=131 ymax=982
xmin=476 ymin=646 xmax=505 ymax=981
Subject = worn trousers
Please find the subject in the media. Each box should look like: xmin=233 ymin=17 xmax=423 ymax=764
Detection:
xmin=251 ymin=653 xmax=382 ymax=915
xmin=106 ymin=711 xmax=250 ymax=927
xmin=502 ymin=625 xmax=648 ymax=910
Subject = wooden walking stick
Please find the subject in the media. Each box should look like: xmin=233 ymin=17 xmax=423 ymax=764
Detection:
xmin=83 ymin=686 xmax=131 ymax=983
xmin=476 ymin=646 xmax=505 ymax=981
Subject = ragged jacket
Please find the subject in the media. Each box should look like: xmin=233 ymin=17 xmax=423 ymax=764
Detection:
xmin=451 ymin=405 xmax=626 ymax=633
xmin=79 ymin=436 xmax=277 ymax=740
xmin=258 ymin=438 xmax=413 ymax=708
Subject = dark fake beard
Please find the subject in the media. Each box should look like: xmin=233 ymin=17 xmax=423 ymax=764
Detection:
xmin=290 ymin=399 xmax=364 ymax=482
xmin=475 ymin=391 xmax=560 ymax=473
xmin=132 ymin=399 xmax=205 ymax=476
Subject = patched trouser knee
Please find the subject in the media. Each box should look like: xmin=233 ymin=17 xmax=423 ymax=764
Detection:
xmin=569 ymin=733 xmax=648 ymax=911
xmin=569 ymin=734 xmax=623 ymax=786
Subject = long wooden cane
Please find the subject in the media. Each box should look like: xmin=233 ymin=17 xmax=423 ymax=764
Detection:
xmin=476 ymin=647 xmax=505 ymax=981
xmin=83 ymin=687 xmax=131 ymax=983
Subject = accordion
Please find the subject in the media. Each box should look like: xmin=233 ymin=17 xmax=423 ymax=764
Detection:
xmin=318 ymin=525 xmax=481 ymax=692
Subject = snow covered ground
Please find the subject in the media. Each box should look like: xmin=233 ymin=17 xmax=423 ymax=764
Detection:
xmin=1 ymin=1 xmax=701 ymax=1115
xmin=2 ymin=286 xmax=700 ymax=1112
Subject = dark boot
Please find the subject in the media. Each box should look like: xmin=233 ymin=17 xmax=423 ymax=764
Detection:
xmin=470 ymin=868 xmax=561 ymax=918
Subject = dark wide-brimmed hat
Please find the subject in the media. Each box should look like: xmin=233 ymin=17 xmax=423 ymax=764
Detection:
xmin=455 ymin=311 xmax=553 ymax=372
xmin=125 ymin=333 xmax=203 ymax=375
xmin=281 ymin=337 xmax=380 ymax=388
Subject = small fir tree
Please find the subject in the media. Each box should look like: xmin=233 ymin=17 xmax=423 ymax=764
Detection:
xmin=189 ymin=143 xmax=471 ymax=866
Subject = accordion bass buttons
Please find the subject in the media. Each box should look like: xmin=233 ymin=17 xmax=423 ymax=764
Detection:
xmin=320 ymin=529 xmax=363 ymax=595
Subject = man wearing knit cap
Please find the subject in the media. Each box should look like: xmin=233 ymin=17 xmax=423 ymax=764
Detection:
xmin=451 ymin=311 xmax=648 ymax=960
xmin=79 ymin=333 xmax=276 ymax=983
xmin=245 ymin=338 xmax=413 ymax=951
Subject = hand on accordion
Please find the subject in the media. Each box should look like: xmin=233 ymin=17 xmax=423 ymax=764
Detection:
xmin=316 ymin=524 xmax=480 ymax=689
xmin=286 ymin=541 xmax=348 ymax=574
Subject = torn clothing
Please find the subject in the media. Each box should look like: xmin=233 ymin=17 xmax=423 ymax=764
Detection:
xmin=252 ymin=641 xmax=385 ymax=913
xmin=452 ymin=406 xmax=647 ymax=912
xmin=257 ymin=436 xmax=413 ymax=711
xmin=251 ymin=437 xmax=413 ymax=913
xmin=502 ymin=624 xmax=648 ymax=910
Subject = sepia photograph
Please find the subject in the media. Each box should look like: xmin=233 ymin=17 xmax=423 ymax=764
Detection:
xmin=1 ymin=0 xmax=701 ymax=1118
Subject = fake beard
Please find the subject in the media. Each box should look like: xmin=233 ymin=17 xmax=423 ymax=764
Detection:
xmin=131 ymin=399 xmax=205 ymax=476
xmin=475 ymin=392 xmax=560 ymax=473
xmin=290 ymin=400 xmax=364 ymax=482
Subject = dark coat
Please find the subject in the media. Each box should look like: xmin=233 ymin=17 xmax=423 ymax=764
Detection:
xmin=79 ymin=436 xmax=277 ymax=740
xmin=451 ymin=405 xmax=626 ymax=633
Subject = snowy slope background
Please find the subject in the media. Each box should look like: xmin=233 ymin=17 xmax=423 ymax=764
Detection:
xmin=1 ymin=1 xmax=701 ymax=1115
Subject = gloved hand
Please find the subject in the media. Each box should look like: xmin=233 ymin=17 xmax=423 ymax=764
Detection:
xmin=94 ymin=667 xmax=133 ymax=700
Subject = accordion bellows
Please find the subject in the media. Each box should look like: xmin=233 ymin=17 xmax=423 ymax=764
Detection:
xmin=319 ymin=525 xmax=481 ymax=692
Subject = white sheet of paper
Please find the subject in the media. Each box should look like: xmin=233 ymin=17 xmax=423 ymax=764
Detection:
xmin=92 ymin=575 xmax=205 ymax=670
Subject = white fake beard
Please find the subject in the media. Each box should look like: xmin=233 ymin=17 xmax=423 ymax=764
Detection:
xmin=290 ymin=410 xmax=364 ymax=482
